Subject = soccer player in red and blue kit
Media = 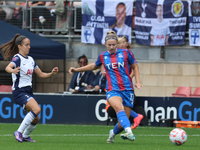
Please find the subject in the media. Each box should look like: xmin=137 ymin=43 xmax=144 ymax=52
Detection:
xmin=69 ymin=31 xmax=143 ymax=143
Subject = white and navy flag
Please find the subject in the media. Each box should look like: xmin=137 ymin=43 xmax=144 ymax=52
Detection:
xmin=81 ymin=0 xmax=133 ymax=45
xmin=135 ymin=0 xmax=187 ymax=46
xmin=189 ymin=0 xmax=200 ymax=46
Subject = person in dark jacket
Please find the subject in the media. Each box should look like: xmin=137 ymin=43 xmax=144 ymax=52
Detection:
xmin=67 ymin=54 xmax=95 ymax=93
xmin=90 ymin=70 xmax=106 ymax=94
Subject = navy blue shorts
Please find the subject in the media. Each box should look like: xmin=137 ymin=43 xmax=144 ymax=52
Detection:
xmin=12 ymin=86 xmax=35 ymax=109
xmin=106 ymin=90 xmax=134 ymax=108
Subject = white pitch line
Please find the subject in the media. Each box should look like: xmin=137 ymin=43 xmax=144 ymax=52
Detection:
xmin=1 ymin=134 xmax=200 ymax=137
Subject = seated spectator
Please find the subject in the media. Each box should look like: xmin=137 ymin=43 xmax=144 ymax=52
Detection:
xmin=87 ymin=69 xmax=106 ymax=94
xmin=67 ymin=54 xmax=95 ymax=93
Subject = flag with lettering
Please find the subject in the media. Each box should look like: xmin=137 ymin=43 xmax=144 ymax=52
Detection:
xmin=189 ymin=0 xmax=200 ymax=46
xmin=135 ymin=0 xmax=187 ymax=46
xmin=81 ymin=0 xmax=133 ymax=45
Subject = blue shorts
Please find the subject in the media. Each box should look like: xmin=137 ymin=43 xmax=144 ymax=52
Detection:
xmin=12 ymin=86 xmax=35 ymax=109
xmin=106 ymin=90 xmax=134 ymax=108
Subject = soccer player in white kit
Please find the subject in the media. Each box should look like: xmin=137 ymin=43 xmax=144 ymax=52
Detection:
xmin=0 ymin=34 xmax=58 ymax=143
xmin=150 ymin=3 xmax=170 ymax=46
xmin=110 ymin=2 xmax=132 ymax=43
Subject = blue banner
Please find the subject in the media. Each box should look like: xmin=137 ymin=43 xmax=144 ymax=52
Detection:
xmin=81 ymin=0 xmax=133 ymax=45
xmin=188 ymin=0 xmax=200 ymax=46
xmin=136 ymin=97 xmax=200 ymax=126
xmin=135 ymin=0 xmax=187 ymax=46
xmin=1 ymin=93 xmax=200 ymax=126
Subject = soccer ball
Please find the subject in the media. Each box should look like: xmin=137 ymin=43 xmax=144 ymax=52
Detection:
xmin=169 ymin=128 xmax=187 ymax=146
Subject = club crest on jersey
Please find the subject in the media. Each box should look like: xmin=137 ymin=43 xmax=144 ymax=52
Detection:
xmin=104 ymin=56 xmax=107 ymax=59
xmin=118 ymin=53 xmax=123 ymax=58
xmin=26 ymin=69 xmax=33 ymax=75
xmin=106 ymin=62 xmax=124 ymax=69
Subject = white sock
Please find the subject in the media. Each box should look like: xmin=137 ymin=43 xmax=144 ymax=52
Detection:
xmin=110 ymin=129 xmax=115 ymax=137
xmin=125 ymin=127 xmax=132 ymax=134
xmin=17 ymin=112 xmax=35 ymax=132
xmin=23 ymin=124 xmax=36 ymax=138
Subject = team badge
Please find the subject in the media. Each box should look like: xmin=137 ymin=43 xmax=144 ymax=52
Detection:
xmin=191 ymin=29 xmax=199 ymax=44
xmin=118 ymin=53 xmax=123 ymax=58
xmin=171 ymin=1 xmax=184 ymax=17
xmin=141 ymin=0 xmax=147 ymax=18
xmin=84 ymin=27 xmax=92 ymax=42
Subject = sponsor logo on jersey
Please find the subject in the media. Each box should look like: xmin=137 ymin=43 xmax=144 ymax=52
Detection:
xmin=156 ymin=34 xmax=164 ymax=39
xmin=106 ymin=62 xmax=124 ymax=69
xmin=26 ymin=69 xmax=34 ymax=75
xmin=12 ymin=57 xmax=18 ymax=61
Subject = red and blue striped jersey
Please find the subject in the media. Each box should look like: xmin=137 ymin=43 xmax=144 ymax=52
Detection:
xmin=95 ymin=48 xmax=137 ymax=91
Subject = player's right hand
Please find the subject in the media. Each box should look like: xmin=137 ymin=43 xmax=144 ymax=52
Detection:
xmin=13 ymin=66 xmax=20 ymax=74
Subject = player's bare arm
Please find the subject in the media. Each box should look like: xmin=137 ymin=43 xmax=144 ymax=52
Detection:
xmin=131 ymin=63 xmax=143 ymax=89
xmin=150 ymin=35 xmax=154 ymax=45
xmin=35 ymin=67 xmax=58 ymax=78
xmin=69 ymin=63 xmax=98 ymax=74
xmin=165 ymin=35 xmax=169 ymax=45
xmin=5 ymin=63 xmax=20 ymax=74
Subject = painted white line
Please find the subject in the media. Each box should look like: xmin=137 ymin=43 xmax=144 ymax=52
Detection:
xmin=1 ymin=134 xmax=200 ymax=137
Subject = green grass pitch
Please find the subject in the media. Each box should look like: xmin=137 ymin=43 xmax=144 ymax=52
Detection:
xmin=0 ymin=123 xmax=199 ymax=150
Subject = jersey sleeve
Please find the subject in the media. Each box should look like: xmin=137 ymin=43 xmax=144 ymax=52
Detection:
xmin=167 ymin=26 xmax=170 ymax=35
xmin=127 ymin=49 xmax=137 ymax=64
xmin=34 ymin=61 xmax=38 ymax=70
xmin=10 ymin=55 xmax=20 ymax=68
xmin=95 ymin=54 xmax=102 ymax=67
xmin=150 ymin=26 xmax=156 ymax=35
xmin=127 ymin=50 xmax=136 ymax=65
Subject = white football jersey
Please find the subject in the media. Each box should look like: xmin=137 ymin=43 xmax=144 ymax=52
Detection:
xmin=10 ymin=53 xmax=38 ymax=90
xmin=113 ymin=24 xmax=132 ymax=43
xmin=150 ymin=19 xmax=170 ymax=46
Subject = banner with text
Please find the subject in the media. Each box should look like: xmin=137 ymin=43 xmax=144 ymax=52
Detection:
xmin=188 ymin=0 xmax=200 ymax=46
xmin=135 ymin=0 xmax=187 ymax=46
xmin=81 ymin=0 xmax=133 ymax=45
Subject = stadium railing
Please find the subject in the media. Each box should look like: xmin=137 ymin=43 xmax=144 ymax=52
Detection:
xmin=0 ymin=0 xmax=190 ymax=54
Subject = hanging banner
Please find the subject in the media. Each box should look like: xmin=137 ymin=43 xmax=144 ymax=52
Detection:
xmin=135 ymin=0 xmax=187 ymax=46
xmin=81 ymin=0 xmax=133 ymax=45
xmin=189 ymin=0 xmax=200 ymax=46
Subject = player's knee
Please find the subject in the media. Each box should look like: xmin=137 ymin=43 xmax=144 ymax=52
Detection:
xmin=113 ymin=105 xmax=123 ymax=112
xmin=33 ymin=106 xmax=41 ymax=115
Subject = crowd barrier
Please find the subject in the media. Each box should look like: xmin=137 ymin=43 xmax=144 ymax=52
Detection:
xmin=0 ymin=93 xmax=199 ymax=126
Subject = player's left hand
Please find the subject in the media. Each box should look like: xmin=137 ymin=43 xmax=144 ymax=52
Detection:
xmin=135 ymin=83 xmax=143 ymax=90
xmin=69 ymin=67 xmax=77 ymax=74
xmin=51 ymin=67 xmax=59 ymax=76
